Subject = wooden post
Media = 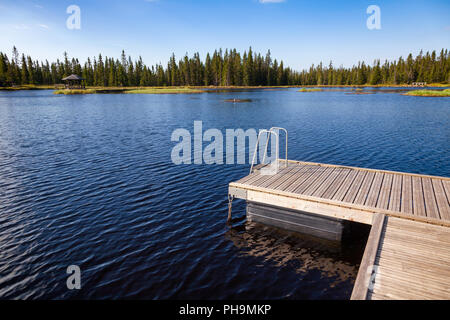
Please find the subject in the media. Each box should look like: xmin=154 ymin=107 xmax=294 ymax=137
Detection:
xmin=227 ymin=195 xmax=234 ymax=224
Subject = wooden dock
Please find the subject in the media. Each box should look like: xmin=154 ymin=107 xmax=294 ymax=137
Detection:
xmin=228 ymin=160 xmax=450 ymax=300
xmin=351 ymin=213 xmax=450 ymax=300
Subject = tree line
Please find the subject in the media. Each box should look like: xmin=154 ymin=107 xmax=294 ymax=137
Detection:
xmin=0 ymin=46 xmax=448 ymax=87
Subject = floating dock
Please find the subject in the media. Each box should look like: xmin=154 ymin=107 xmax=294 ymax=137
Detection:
xmin=351 ymin=213 xmax=450 ymax=300
xmin=228 ymin=159 xmax=450 ymax=300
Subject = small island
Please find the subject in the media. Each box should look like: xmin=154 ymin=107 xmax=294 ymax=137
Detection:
xmin=404 ymin=89 xmax=450 ymax=97
xmin=298 ymin=88 xmax=322 ymax=92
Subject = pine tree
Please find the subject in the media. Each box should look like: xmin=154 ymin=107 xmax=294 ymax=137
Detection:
xmin=96 ymin=54 xmax=105 ymax=86
xmin=127 ymin=56 xmax=134 ymax=86
xmin=27 ymin=56 xmax=35 ymax=84
xmin=167 ymin=53 xmax=178 ymax=86
xmin=8 ymin=47 xmax=20 ymax=85
xmin=0 ymin=53 xmax=6 ymax=86
xmin=20 ymin=54 xmax=28 ymax=85
xmin=109 ymin=59 xmax=116 ymax=86
xmin=233 ymin=51 xmax=242 ymax=86
xmin=370 ymin=60 xmax=382 ymax=85
xmin=243 ymin=47 xmax=254 ymax=86
xmin=204 ymin=53 xmax=212 ymax=86
xmin=0 ymin=47 xmax=448 ymax=88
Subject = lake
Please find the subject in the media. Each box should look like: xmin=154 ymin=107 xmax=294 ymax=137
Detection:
xmin=0 ymin=88 xmax=448 ymax=299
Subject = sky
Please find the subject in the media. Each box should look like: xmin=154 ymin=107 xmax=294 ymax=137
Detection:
xmin=0 ymin=0 xmax=449 ymax=70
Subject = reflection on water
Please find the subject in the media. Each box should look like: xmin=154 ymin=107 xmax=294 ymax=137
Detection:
xmin=226 ymin=220 xmax=370 ymax=291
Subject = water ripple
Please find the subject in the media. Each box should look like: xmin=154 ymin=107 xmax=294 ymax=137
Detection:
xmin=0 ymin=89 xmax=448 ymax=299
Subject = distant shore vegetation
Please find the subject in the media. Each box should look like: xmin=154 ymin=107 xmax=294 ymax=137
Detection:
xmin=404 ymin=89 xmax=450 ymax=97
xmin=125 ymin=87 xmax=204 ymax=94
xmin=0 ymin=47 xmax=449 ymax=89
xmin=53 ymin=87 xmax=204 ymax=95
xmin=298 ymin=88 xmax=322 ymax=92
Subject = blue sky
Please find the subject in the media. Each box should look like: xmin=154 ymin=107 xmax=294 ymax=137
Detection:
xmin=0 ymin=0 xmax=449 ymax=69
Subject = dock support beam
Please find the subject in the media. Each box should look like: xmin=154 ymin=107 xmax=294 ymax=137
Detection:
xmin=247 ymin=202 xmax=346 ymax=241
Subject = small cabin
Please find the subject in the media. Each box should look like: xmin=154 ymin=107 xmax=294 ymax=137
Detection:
xmin=62 ymin=74 xmax=86 ymax=89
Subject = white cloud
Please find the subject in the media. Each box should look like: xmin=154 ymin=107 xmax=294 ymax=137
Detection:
xmin=13 ymin=24 xmax=30 ymax=30
xmin=37 ymin=24 xmax=49 ymax=29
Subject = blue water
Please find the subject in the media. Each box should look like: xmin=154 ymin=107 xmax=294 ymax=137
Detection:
xmin=0 ymin=88 xmax=448 ymax=299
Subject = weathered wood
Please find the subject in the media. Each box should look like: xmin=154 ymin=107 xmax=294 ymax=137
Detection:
xmin=351 ymin=213 xmax=386 ymax=300
xmin=443 ymin=180 xmax=450 ymax=200
xmin=273 ymin=164 xmax=311 ymax=190
xmin=292 ymin=167 xmax=332 ymax=194
xmin=422 ymin=178 xmax=440 ymax=219
xmin=365 ymin=172 xmax=384 ymax=207
xmin=282 ymin=166 xmax=321 ymax=193
xmin=371 ymin=278 xmax=447 ymax=300
xmin=230 ymin=181 xmax=450 ymax=227
xmin=284 ymin=159 xmax=450 ymax=181
xmin=376 ymin=254 xmax=450 ymax=277
xmin=377 ymin=173 xmax=393 ymax=210
xmin=401 ymin=175 xmax=413 ymax=214
xmin=342 ymin=170 xmax=367 ymax=203
xmin=388 ymin=174 xmax=402 ymax=212
xmin=326 ymin=169 xmax=355 ymax=200
xmin=256 ymin=164 xmax=298 ymax=188
xmin=239 ymin=171 xmax=264 ymax=185
xmin=361 ymin=216 xmax=450 ymax=300
xmin=228 ymin=186 xmax=247 ymax=200
xmin=353 ymin=171 xmax=376 ymax=205
xmin=381 ymin=234 xmax=450 ymax=255
xmin=384 ymin=224 xmax=450 ymax=242
xmin=231 ymin=160 xmax=450 ymax=300
xmin=311 ymin=168 xmax=348 ymax=198
xmin=246 ymin=188 xmax=374 ymax=225
xmin=302 ymin=167 xmax=336 ymax=196
xmin=412 ymin=176 xmax=426 ymax=217
xmin=432 ymin=179 xmax=450 ymax=220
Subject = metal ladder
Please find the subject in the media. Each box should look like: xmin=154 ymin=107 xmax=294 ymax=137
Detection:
xmin=228 ymin=127 xmax=288 ymax=224
xmin=249 ymin=127 xmax=288 ymax=174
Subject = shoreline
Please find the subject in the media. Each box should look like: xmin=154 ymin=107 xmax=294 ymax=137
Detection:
xmin=1 ymin=83 xmax=449 ymax=90
xmin=1 ymin=84 xmax=449 ymax=95
xmin=53 ymin=87 xmax=205 ymax=95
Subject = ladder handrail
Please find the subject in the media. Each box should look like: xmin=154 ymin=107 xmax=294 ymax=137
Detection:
xmin=264 ymin=127 xmax=288 ymax=168
xmin=250 ymin=130 xmax=279 ymax=174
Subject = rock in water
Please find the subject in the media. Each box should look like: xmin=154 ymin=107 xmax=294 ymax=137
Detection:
xmin=224 ymin=98 xmax=252 ymax=103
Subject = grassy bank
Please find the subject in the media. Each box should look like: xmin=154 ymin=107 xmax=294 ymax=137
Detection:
xmin=54 ymin=89 xmax=100 ymax=95
xmin=54 ymin=87 xmax=205 ymax=95
xmin=404 ymin=89 xmax=450 ymax=97
xmin=0 ymin=85 xmax=55 ymax=91
xmin=302 ymin=83 xmax=450 ymax=88
xmin=298 ymin=88 xmax=322 ymax=92
xmin=125 ymin=87 xmax=204 ymax=94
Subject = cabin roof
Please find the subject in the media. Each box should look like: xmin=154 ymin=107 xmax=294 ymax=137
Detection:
xmin=62 ymin=74 xmax=85 ymax=81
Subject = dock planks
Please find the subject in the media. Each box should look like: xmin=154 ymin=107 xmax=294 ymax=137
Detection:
xmin=229 ymin=160 xmax=450 ymax=226
xmin=229 ymin=160 xmax=450 ymax=300
xmin=352 ymin=216 xmax=450 ymax=300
